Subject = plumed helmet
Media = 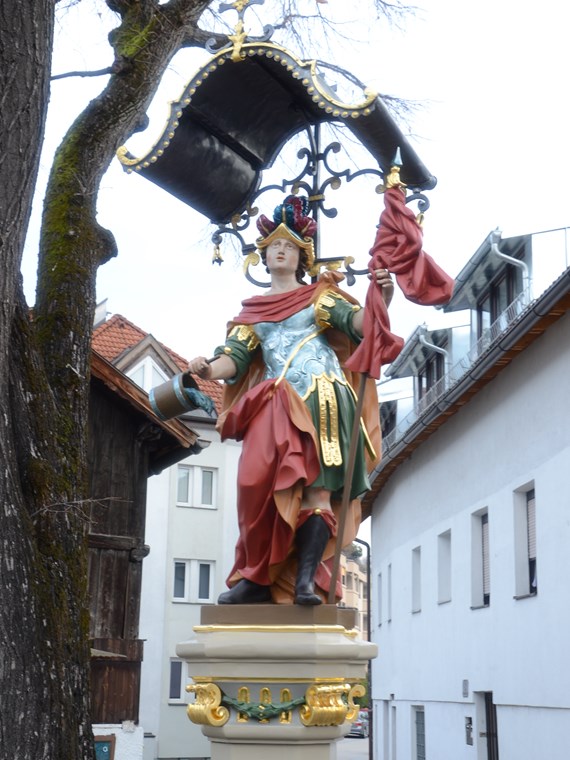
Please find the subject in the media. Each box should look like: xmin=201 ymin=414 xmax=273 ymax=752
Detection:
xmin=255 ymin=195 xmax=316 ymax=271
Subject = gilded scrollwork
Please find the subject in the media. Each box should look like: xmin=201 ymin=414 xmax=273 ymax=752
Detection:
xmin=186 ymin=683 xmax=230 ymax=727
xmin=186 ymin=679 xmax=367 ymax=728
xmin=346 ymin=682 xmax=366 ymax=722
xmin=299 ymin=683 xmax=351 ymax=727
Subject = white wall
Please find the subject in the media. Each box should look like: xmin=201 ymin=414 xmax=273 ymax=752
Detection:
xmin=371 ymin=311 xmax=570 ymax=759
xmin=94 ymin=724 xmax=144 ymax=760
xmin=139 ymin=419 xmax=241 ymax=760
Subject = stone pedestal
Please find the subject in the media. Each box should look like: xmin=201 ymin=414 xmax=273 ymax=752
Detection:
xmin=176 ymin=605 xmax=377 ymax=760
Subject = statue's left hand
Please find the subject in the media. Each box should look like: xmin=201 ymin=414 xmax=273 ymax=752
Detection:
xmin=369 ymin=268 xmax=394 ymax=307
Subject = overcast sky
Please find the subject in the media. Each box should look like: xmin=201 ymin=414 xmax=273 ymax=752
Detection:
xmin=24 ymin=0 xmax=570 ymax=361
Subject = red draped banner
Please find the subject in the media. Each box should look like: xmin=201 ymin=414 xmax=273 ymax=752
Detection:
xmin=345 ymin=187 xmax=455 ymax=379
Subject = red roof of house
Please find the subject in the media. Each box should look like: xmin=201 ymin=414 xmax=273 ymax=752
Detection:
xmin=92 ymin=314 xmax=223 ymax=414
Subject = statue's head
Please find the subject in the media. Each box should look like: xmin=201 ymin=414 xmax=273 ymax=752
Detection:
xmin=256 ymin=195 xmax=316 ymax=281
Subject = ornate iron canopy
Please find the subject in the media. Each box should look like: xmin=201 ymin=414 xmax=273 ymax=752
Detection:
xmin=117 ymin=0 xmax=436 ymax=285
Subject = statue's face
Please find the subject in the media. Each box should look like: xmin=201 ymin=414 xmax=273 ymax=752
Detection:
xmin=265 ymin=237 xmax=301 ymax=274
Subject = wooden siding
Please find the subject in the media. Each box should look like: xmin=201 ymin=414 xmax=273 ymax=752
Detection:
xmin=90 ymin=639 xmax=144 ymax=724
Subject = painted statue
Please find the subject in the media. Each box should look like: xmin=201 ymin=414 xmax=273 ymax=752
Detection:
xmin=188 ymin=195 xmax=393 ymax=605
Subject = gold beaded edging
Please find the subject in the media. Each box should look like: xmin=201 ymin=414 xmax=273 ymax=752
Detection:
xmin=116 ymin=42 xmax=378 ymax=174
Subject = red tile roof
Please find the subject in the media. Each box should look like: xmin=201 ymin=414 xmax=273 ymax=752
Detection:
xmin=93 ymin=314 xmax=223 ymax=414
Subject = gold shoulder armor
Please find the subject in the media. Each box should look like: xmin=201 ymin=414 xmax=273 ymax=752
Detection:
xmin=314 ymin=290 xmax=350 ymax=328
xmin=228 ymin=324 xmax=260 ymax=352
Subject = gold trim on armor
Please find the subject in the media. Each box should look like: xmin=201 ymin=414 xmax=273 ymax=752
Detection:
xmin=313 ymin=290 xmax=355 ymax=328
xmin=314 ymin=292 xmax=337 ymax=328
xmin=228 ymin=323 xmax=260 ymax=351
xmin=316 ymin=375 xmax=342 ymax=466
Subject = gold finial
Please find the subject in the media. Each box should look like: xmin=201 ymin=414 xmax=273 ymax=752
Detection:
xmin=228 ymin=19 xmax=247 ymax=62
xmin=385 ymin=147 xmax=407 ymax=193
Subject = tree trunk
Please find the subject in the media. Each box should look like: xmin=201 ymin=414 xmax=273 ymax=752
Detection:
xmin=0 ymin=1 xmax=209 ymax=757
xmin=0 ymin=2 xmax=92 ymax=758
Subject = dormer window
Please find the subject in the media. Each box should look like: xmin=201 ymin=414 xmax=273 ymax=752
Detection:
xmin=416 ymin=347 xmax=446 ymax=401
xmin=476 ymin=264 xmax=522 ymax=339
xmin=127 ymin=356 xmax=168 ymax=393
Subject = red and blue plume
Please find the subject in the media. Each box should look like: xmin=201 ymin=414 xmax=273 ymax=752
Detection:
xmin=256 ymin=195 xmax=317 ymax=240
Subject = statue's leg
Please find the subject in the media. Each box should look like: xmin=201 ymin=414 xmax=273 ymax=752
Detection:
xmin=294 ymin=488 xmax=333 ymax=605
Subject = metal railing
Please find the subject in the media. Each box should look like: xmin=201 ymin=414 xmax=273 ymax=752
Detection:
xmin=381 ymin=287 xmax=532 ymax=455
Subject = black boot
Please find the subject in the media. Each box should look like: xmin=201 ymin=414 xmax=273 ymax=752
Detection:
xmin=294 ymin=514 xmax=331 ymax=605
xmin=218 ymin=578 xmax=271 ymax=604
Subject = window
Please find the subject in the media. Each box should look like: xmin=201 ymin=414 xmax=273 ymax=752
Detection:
xmin=169 ymin=659 xmax=184 ymax=702
xmin=527 ymin=490 xmax=537 ymax=593
xmin=380 ymin=399 xmax=397 ymax=437
xmin=476 ymin=259 xmax=524 ymax=339
xmin=173 ymin=560 xmax=215 ymax=603
xmin=377 ymin=572 xmax=382 ymax=626
xmin=127 ymin=356 xmax=168 ymax=393
xmin=514 ymin=486 xmax=537 ymax=597
xmin=437 ymin=530 xmax=452 ymax=604
xmin=177 ymin=465 xmax=218 ymax=508
xmin=482 ymin=514 xmax=490 ymax=606
xmin=412 ymin=546 xmax=421 ymax=613
xmin=471 ymin=509 xmax=490 ymax=608
xmin=416 ymin=347 xmax=446 ymax=401
xmin=413 ymin=706 xmax=426 ymax=760
xmin=387 ymin=563 xmax=392 ymax=622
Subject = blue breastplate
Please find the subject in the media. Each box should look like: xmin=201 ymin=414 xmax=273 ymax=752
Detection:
xmin=255 ymin=306 xmax=345 ymax=399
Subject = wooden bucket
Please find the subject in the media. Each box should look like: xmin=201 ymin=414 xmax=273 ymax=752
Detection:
xmin=149 ymin=372 xmax=199 ymax=420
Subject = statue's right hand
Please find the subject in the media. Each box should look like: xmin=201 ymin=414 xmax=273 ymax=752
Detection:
xmin=187 ymin=356 xmax=212 ymax=380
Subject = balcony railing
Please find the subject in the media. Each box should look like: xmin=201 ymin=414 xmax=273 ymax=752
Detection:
xmin=381 ymin=287 xmax=532 ymax=455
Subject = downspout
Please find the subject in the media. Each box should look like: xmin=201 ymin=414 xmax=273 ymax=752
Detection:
xmin=490 ymin=228 xmax=532 ymax=303
xmin=418 ymin=325 xmax=451 ymax=379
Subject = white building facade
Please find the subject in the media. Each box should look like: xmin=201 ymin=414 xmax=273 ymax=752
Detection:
xmin=370 ymin=227 xmax=570 ymax=759
xmin=139 ymin=416 xmax=241 ymax=760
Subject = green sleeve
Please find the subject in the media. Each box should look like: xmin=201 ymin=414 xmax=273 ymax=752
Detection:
xmin=213 ymin=324 xmax=260 ymax=385
xmin=314 ymin=290 xmax=362 ymax=344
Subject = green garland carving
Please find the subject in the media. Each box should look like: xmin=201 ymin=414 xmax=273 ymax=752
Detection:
xmin=221 ymin=695 xmax=306 ymax=721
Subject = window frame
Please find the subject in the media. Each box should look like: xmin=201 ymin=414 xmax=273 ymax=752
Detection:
xmin=176 ymin=464 xmax=218 ymax=509
xmin=437 ymin=529 xmax=452 ymax=604
xmin=172 ymin=559 xmax=215 ymax=604
xmin=412 ymin=705 xmax=426 ymax=760
xmin=476 ymin=255 xmax=524 ymax=340
xmin=168 ymin=659 xmax=185 ymax=703
xmin=411 ymin=546 xmax=422 ymax=613
xmin=416 ymin=347 xmax=446 ymax=401
xmin=471 ymin=509 xmax=490 ymax=609
xmin=126 ymin=356 xmax=168 ymax=393
xmin=514 ymin=485 xmax=537 ymax=598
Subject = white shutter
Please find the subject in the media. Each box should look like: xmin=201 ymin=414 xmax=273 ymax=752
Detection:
xmin=527 ymin=491 xmax=536 ymax=559
xmin=481 ymin=514 xmax=490 ymax=598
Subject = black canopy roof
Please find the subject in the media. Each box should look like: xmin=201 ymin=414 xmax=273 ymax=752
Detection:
xmin=118 ymin=42 xmax=435 ymax=224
